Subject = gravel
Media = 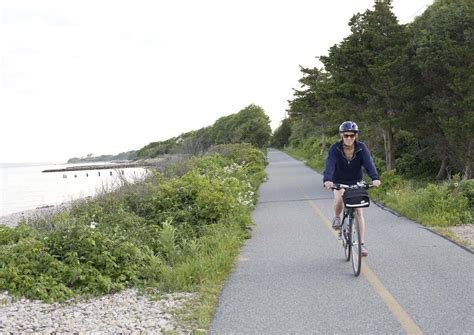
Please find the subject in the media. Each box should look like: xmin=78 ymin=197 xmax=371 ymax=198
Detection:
xmin=0 ymin=289 xmax=194 ymax=333
xmin=449 ymin=224 xmax=474 ymax=248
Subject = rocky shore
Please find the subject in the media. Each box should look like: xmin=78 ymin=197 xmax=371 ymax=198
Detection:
xmin=0 ymin=289 xmax=194 ymax=333
xmin=0 ymin=204 xmax=71 ymax=228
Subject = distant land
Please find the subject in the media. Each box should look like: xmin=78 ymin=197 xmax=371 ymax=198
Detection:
xmin=67 ymin=150 xmax=137 ymax=164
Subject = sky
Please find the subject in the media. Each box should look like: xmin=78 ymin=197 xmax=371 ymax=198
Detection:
xmin=1 ymin=0 xmax=432 ymax=163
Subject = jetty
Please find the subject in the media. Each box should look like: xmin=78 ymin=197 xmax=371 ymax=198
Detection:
xmin=42 ymin=162 xmax=156 ymax=173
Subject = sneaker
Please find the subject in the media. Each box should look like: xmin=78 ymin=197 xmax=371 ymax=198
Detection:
xmin=361 ymin=244 xmax=369 ymax=257
xmin=332 ymin=217 xmax=341 ymax=230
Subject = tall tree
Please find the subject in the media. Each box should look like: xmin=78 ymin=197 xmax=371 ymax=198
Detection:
xmin=408 ymin=0 xmax=474 ymax=179
xmin=320 ymin=0 xmax=409 ymax=170
xmin=287 ymin=66 xmax=338 ymax=152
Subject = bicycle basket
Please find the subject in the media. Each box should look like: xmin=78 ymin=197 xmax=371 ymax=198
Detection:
xmin=343 ymin=188 xmax=370 ymax=208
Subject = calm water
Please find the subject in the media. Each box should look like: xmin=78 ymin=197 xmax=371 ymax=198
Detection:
xmin=0 ymin=162 xmax=148 ymax=216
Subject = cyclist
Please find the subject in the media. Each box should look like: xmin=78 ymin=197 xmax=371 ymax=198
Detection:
xmin=323 ymin=121 xmax=381 ymax=256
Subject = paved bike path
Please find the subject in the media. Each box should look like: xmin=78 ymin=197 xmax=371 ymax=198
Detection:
xmin=210 ymin=149 xmax=473 ymax=334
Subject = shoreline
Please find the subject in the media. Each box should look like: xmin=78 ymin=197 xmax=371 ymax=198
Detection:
xmin=0 ymin=202 xmax=75 ymax=228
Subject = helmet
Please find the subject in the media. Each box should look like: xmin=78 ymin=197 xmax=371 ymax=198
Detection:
xmin=339 ymin=121 xmax=359 ymax=133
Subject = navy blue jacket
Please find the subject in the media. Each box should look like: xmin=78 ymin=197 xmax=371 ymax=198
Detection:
xmin=323 ymin=140 xmax=379 ymax=185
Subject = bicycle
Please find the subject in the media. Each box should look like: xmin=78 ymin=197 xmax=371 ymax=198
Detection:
xmin=331 ymin=182 xmax=373 ymax=276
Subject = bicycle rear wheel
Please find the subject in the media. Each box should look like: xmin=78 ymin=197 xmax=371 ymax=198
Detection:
xmin=350 ymin=216 xmax=362 ymax=276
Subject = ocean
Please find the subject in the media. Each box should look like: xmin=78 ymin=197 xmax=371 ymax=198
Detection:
xmin=0 ymin=162 xmax=148 ymax=216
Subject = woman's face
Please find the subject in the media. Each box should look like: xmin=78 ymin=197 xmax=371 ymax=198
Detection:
xmin=341 ymin=132 xmax=357 ymax=145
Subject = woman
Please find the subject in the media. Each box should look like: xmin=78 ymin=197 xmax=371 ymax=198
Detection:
xmin=323 ymin=121 xmax=381 ymax=256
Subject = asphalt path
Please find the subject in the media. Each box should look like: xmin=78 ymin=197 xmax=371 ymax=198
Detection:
xmin=210 ymin=149 xmax=473 ymax=334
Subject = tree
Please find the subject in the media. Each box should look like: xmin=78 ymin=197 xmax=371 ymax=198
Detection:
xmin=229 ymin=104 xmax=272 ymax=149
xmin=287 ymin=66 xmax=339 ymax=152
xmin=320 ymin=0 xmax=409 ymax=171
xmin=271 ymin=118 xmax=292 ymax=148
xmin=408 ymin=0 xmax=474 ymax=179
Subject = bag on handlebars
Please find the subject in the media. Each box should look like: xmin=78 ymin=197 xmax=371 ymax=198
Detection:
xmin=343 ymin=188 xmax=370 ymax=208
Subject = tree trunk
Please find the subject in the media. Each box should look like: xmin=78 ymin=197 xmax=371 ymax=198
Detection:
xmin=382 ymin=126 xmax=396 ymax=171
xmin=435 ymin=156 xmax=447 ymax=180
xmin=320 ymin=134 xmax=327 ymax=156
xmin=463 ymin=140 xmax=473 ymax=180
xmin=463 ymin=164 xmax=472 ymax=180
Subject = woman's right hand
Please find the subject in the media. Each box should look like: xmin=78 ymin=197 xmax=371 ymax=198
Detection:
xmin=324 ymin=181 xmax=334 ymax=189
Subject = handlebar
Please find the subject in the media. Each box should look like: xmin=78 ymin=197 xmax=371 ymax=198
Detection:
xmin=329 ymin=181 xmax=374 ymax=190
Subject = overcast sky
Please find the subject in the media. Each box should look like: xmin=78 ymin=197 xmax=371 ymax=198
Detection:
xmin=1 ymin=0 xmax=432 ymax=163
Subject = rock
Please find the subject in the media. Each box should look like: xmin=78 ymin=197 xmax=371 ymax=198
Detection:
xmin=0 ymin=289 xmax=194 ymax=333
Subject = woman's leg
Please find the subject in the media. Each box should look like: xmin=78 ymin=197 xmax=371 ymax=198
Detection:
xmin=331 ymin=189 xmax=344 ymax=229
xmin=333 ymin=189 xmax=344 ymax=218
xmin=356 ymin=208 xmax=365 ymax=244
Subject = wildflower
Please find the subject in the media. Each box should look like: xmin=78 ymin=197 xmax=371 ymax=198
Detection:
xmin=90 ymin=221 xmax=97 ymax=229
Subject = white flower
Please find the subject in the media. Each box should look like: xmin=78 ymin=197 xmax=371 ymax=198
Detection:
xmin=89 ymin=221 xmax=97 ymax=229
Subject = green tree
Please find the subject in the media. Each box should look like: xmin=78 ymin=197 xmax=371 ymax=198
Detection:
xmin=287 ymin=67 xmax=338 ymax=153
xmin=408 ymin=0 xmax=474 ymax=179
xmin=320 ymin=0 xmax=409 ymax=171
xmin=271 ymin=118 xmax=292 ymax=148
xmin=137 ymin=104 xmax=272 ymax=159
xmin=228 ymin=104 xmax=272 ymax=149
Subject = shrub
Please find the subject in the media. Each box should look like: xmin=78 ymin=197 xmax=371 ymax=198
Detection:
xmin=370 ymin=171 xmax=472 ymax=227
xmin=0 ymin=143 xmax=266 ymax=303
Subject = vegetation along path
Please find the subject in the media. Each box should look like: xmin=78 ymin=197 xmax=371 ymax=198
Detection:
xmin=210 ymin=149 xmax=473 ymax=334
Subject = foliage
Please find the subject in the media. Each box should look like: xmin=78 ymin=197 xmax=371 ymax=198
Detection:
xmin=284 ymin=135 xmax=338 ymax=171
xmin=284 ymin=0 xmax=473 ymax=179
xmin=407 ymin=0 xmax=474 ymax=179
xmin=0 ymin=144 xmax=266 ymax=308
xmin=67 ymin=151 xmax=137 ymax=164
xmin=370 ymin=171 xmax=472 ymax=227
xmin=271 ymin=118 xmax=292 ymax=148
xmin=137 ymin=104 xmax=271 ymax=159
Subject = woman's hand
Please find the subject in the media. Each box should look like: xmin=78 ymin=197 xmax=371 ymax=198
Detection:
xmin=373 ymin=180 xmax=381 ymax=187
xmin=324 ymin=181 xmax=334 ymax=189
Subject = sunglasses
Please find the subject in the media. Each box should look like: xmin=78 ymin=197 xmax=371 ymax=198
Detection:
xmin=343 ymin=134 xmax=356 ymax=139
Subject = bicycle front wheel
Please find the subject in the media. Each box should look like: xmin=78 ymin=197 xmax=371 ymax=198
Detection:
xmin=350 ymin=216 xmax=362 ymax=276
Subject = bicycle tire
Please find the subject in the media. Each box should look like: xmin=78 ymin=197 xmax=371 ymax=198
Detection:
xmin=350 ymin=215 xmax=362 ymax=276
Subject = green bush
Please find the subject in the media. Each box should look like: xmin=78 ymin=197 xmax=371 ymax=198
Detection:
xmin=370 ymin=171 xmax=472 ymax=227
xmin=0 ymin=143 xmax=266 ymax=303
xmin=285 ymin=135 xmax=336 ymax=171
xmin=370 ymin=170 xmax=405 ymax=202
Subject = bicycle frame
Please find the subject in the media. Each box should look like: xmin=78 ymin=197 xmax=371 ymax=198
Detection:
xmin=331 ymin=182 xmax=372 ymax=276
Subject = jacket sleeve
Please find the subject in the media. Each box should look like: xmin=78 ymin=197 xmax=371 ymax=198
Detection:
xmin=361 ymin=144 xmax=380 ymax=181
xmin=323 ymin=145 xmax=337 ymax=182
